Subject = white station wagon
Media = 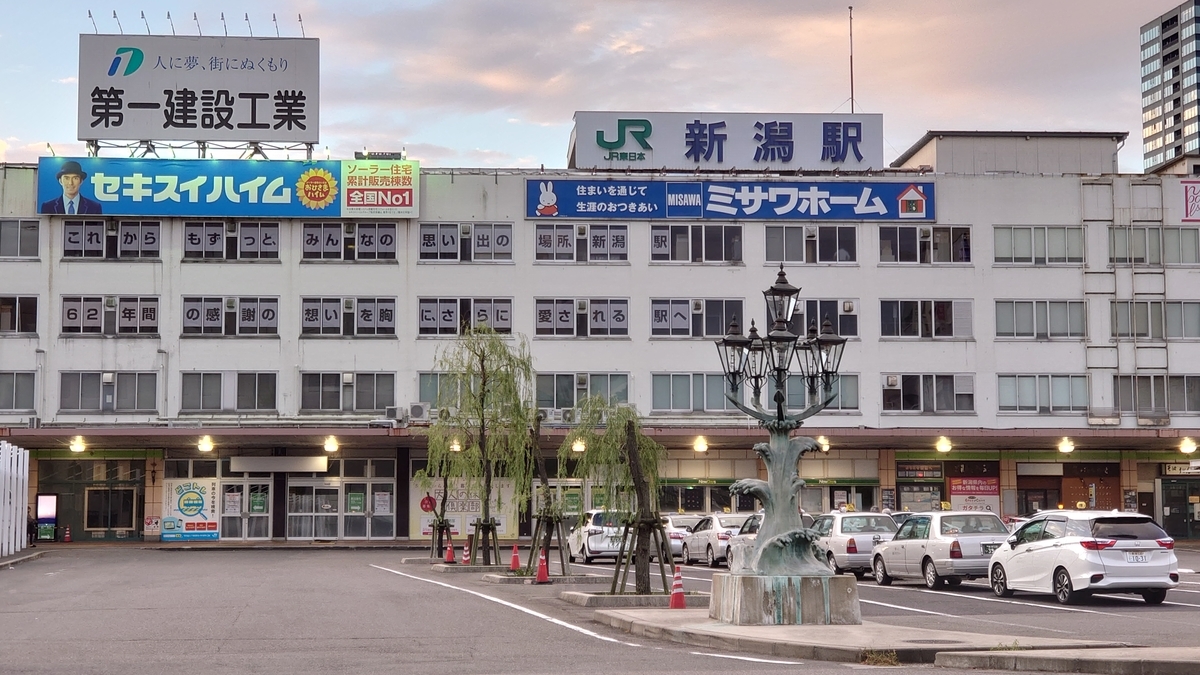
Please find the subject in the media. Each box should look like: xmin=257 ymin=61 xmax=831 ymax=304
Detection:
xmin=871 ymin=511 xmax=1009 ymax=588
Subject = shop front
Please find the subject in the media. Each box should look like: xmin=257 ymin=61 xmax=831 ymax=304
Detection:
xmin=896 ymin=461 xmax=943 ymax=512
xmin=797 ymin=452 xmax=880 ymax=513
xmin=1160 ymin=463 xmax=1200 ymax=538
xmin=35 ymin=451 xmax=153 ymax=542
xmin=658 ymin=479 xmax=757 ymax=514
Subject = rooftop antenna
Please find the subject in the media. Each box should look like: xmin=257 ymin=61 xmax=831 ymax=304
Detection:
xmin=141 ymin=11 xmax=150 ymax=35
xmin=245 ymin=13 xmax=253 ymax=37
xmin=113 ymin=10 xmax=124 ymax=34
xmin=166 ymin=11 xmax=176 ymax=35
xmin=298 ymin=13 xmax=306 ymax=38
xmin=87 ymin=10 xmax=98 ymax=34
xmin=272 ymin=13 xmax=280 ymax=37
xmin=849 ymin=6 xmax=856 ymax=114
xmin=220 ymin=12 xmax=228 ymax=37
xmin=194 ymin=12 xmax=202 ymax=36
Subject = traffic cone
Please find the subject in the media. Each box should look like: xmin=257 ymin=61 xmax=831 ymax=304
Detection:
xmin=444 ymin=540 xmax=455 ymax=564
xmin=669 ymin=568 xmax=686 ymax=609
xmin=534 ymin=548 xmax=550 ymax=584
xmin=509 ymin=544 xmax=520 ymax=571
xmin=461 ymin=544 xmax=470 ymax=565
xmin=63 ymin=525 xmax=72 ymax=543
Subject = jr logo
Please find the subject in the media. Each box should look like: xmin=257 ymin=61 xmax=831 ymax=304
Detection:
xmin=596 ymin=118 xmax=653 ymax=150
xmin=107 ymin=47 xmax=144 ymax=77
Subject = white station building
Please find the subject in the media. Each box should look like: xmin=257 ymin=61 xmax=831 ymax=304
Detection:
xmin=4 ymin=113 xmax=1200 ymax=543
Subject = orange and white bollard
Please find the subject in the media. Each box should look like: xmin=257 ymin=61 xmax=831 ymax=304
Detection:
xmin=669 ymin=568 xmax=686 ymax=609
xmin=461 ymin=544 xmax=470 ymax=565
xmin=534 ymin=548 xmax=550 ymax=584
xmin=444 ymin=540 xmax=455 ymax=563
xmin=510 ymin=544 xmax=520 ymax=572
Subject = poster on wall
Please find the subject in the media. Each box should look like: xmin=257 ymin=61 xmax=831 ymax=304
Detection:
xmin=408 ymin=478 xmax=517 ymax=540
xmin=948 ymin=477 xmax=1000 ymax=513
xmin=161 ymin=479 xmax=219 ymax=541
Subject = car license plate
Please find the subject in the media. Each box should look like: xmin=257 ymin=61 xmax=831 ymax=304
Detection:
xmin=1125 ymin=552 xmax=1150 ymax=563
xmin=981 ymin=543 xmax=999 ymax=555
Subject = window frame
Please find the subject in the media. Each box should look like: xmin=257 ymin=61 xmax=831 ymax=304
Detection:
xmin=650 ymin=224 xmax=743 ymax=263
xmin=420 ymin=222 xmax=513 ymax=262
xmin=300 ymin=297 xmax=396 ymax=337
xmin=995 ymin=300 xmax=1087 ymax=339
xmin=880 ymin=300 xmax=972 ymax=339
xmin=417 ymin=297 xmax=513 ymax=336
xmin=765 ymin=225 xmax=857 ymax=264
xmin=993 ymin=226 xmax=1084 ymax=265
xmin=0 ymin=296 xmax=38 ymax=334
xmin=881 ymin=373 xmax=975 ymax=414
xmin=0 ymin=220 xmax=40 ymax=258
xmin=0 ymin=371 xmax=35 ymax=410
xmin=878 ymin=225 xmax=970 ymax=264
xmin=997 ymin=374 xmax=1089 ymax=413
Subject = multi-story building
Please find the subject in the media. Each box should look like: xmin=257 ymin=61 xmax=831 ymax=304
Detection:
xmin=1141 ymin=0 xmax=1200 ymax=172
xmin=5 ymin=129 xmax=1200 ymax=544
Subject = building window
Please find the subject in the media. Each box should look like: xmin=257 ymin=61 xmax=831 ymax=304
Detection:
xmin=182 ymin=297 xmax=278 ymax=336
xmin=237 ymin=373 xmax=277 ymax=411
xmin=995 ymin=301 xmax=1086 ymax=338
xmin=60 ymin=372 xmax=156 ymax=412
xmin=784 ymin=298 xmax=859 ymax=338
xmin=879 ymin=226 xmax=969 ymax=263
xmin=181 ymin=373 xmax=223 ymax=411
xmin=534 ymin=223 xmax=627 ymax=262
xmin=300 ymin=372 xmax=394 ymax=412
xmin=882 ymin=374 xmax=975 ymax=413
xmin=417 ymin=298 xmax=512 ymax=335
xmin=994 ymin=226 xmax=1084 ymax=264
xmin=418 ymin=373 xmax=463 ymax=409
xmin=63 ymin=220 xmax=105 ymax=257
xmin=184 ymin=221 xmax=282 ymax=260
xmin=116 ymin=221 xmax=160 ymax=258
xmin=0 ymin=372 xmax=35 ymax=410
xmin=1166 ymin=301 xmax=1200 ymax=337
xmin=650 ymin=298 xmax=742 ymax=338
xmin=1168 ymin=375 xmax=1200 ymax=412
xmin=1111 ymin=301 xmax=1164 ymax=339
xmin=768 ymin=373 xmax=859 ymax=411
xmin=64 ymin=220 xmax=160 ymax=259
xmin=998 ymin=375 xmax=1089 ymax=412
xmin=1164 ymin=228 xmax=1200 ymax=263
xmin=880 ymin=300 xmax=972 ymax=338
xmin=1114 ymin=375 xmax=1167 ymax=413
xmin=301 ymin=222 xmax=397 ymax=261
xmin=651 ymin=224 xmax=742 ymax=262
xmin=0 ymin=220 xmax=39 ymax=258
xmin=1109 ymin=227 xmax=1162 ymax=265
xmin=300 ymin=297 xmax=395 ymax=336
xmin=765 ymin=225 xmax=856 ymax=263
xmin=534 ymin=298 xmax=629 ymax=337
xmin=62 ymin=296 xmax=157 ymax=335
xmin=420 ymin=223 xmax=512 ymax=261
xmin=651 ymin=373 xmax=741 ymax=412
xmin=536 ymin=372 xmax=629 ymax=410
xmin=0 ymin=296 xmax=37 ymax=333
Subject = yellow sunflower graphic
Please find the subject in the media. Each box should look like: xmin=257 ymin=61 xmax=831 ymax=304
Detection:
xmin=296 ymin=168 xmax=338 ymax=210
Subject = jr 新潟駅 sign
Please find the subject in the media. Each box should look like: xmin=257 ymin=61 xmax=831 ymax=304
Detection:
xmin=570 ymin=111 xmax=884 ymax=172
xmin=37 ymin=157 xmax=419 ymax=218
xmin=527 ymin=178 xmax=933 ymax=221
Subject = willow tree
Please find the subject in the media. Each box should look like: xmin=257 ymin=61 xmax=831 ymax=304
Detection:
xmin=423 ymin=325 xmax=536 ymax=565
xmin=559 ymin=397 xmax=667 ymax=594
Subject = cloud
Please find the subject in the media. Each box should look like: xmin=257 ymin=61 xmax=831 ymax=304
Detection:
xmin=52 ymin=77 xmax=77 ymax=84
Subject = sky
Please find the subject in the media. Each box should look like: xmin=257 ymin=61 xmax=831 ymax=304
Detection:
xmin=0 ymin=0 xmax=1182 ymax=173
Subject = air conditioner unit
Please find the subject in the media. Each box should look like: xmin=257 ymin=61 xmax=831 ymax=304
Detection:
xmin=805 ymin=226 xmax=817 ymax=239
xmin=102 ymin=372 xmax=115 ymax=384
xmin=691 ymin=299 xmax=704 ymax=314
xmin=384 ymin=405 xmax=400 ymax=420
xmin=106 ymin=222 xmax=118 ymax=233
xmin=460 ymin=223 xmax=472 ymax=236
xmin=104 ymin=296 xmax=117 ymax=308
xmin=575 ymin=373 xmax=589 ymax=387
xmin=842 ymin=300 xmax=856 ymax=314
xmin=438 ymin=406 xmax=457 ymax=420
xmin=919 ymin=227 xmax=932 ymax=239
xmin=344 ymin=223 xmax=356 ymax=234
xmin=561 ymin=408 xmax=578 ymax=424
xmin=27 ymin=417 xmax=40 ymax=429
xmin=576 ymin=299 xmax=588 ymax=313
xmin=538 ymin=407 xmax=561 ymax=422
xmin=226 ymin=297 xmax=236 ymax=310
xmin=576 ymin=224 xmax=588 ymax=237
xmin=344 ymin=298 xmax=354 ymax=311
xmin=408 ymin=402 xmax=431 ymax=421
xmin=342 ymin=372 xmax=355 ymax=385
xmin=884 ymin=375 xmax=899 ymax=388
xmin=226 ymin=222 xmax=237 ymax=233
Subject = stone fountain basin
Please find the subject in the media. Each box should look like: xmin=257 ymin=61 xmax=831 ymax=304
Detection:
xmin=709 ymin=573 xmax=861 ymax=625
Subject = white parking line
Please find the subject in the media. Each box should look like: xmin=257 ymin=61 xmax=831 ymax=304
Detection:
xmin=370 ymin=564 xmax=643 ymax=647
xmin=690 ymin=652 xmax=802 ymax=665
xmin=859 ymin=598 xmax=1075 ymax=633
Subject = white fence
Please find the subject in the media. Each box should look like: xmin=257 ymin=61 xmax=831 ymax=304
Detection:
xmin=1 ymin=441 xmax=30 ymax=557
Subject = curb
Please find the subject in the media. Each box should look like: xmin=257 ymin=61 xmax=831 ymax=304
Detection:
xmin=560 ymin=590 xmax=710 ymax=607
xmin=934 ymin=650 xmax=1196 ymax=675
xmin=481 ymin=574 xmax=611 ymax=585
xmin=1 ymin=550 xmax=46 ymax=568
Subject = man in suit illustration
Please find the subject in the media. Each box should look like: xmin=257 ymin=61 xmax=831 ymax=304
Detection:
xmin=41 ymin=160 xmax=103 ymax=215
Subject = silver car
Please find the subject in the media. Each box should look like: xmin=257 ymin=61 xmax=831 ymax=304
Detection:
xmin=812 ymin=512 xmax=899 ymax=578
xmin=681 ymin=513 xmax=750 ymax=567
xmin=567 ymin=509 xmax=631 ymax=564
xmin=659 ymin=513 xmax=703 ymax=558
xmin=871 ymin=511 xmax=1008 ymax=588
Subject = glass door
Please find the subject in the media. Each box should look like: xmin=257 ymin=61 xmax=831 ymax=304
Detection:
xmin=314 ymin=487 xmax=340 ymax=538
xmin=343 ymin=483 xmax=368 ymax=538
xmin=246 ymin=483 xmax=270 ymax=538
xmin=370 ymin=483 xmax=395 ymax=539
xmin=287 ymin=485 xmax=315 ymax=538
xmin=221 ymin=484 xmax=245 ymax=538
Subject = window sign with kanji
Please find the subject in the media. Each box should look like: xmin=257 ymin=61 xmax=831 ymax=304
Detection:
xmin=78 ymin=34 xmax=319 ymax=143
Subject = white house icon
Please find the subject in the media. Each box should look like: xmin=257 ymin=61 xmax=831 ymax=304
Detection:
xmin=898 ymin=185 xmax=927 ymax=219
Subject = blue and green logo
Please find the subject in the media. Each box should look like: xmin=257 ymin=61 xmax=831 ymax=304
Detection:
xmin=177 ymin=490 xmax=205 ymax=517
xmin=107 ymin=47 xmax=144 ymax=77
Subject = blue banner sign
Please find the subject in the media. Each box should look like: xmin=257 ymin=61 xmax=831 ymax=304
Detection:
xmin=527 ymin=179 xmax=934 ymax=221
xmin=37 ymin=156 xmax=410 ymax=218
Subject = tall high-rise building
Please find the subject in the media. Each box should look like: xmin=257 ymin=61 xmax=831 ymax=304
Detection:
xmin=1141 ymin=1 xmax=1200 ymax=172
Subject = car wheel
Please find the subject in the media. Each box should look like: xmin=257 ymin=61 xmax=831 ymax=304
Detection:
xmin=681 ymin=544 xmax=691 ymax=565
xmin=991 ymin=564 xmax=1014 ymax=598
xmin=1053 ymin=567 xmax=1082 ymax=605
xmin=706 ymin=546 xmax=718 ymax=568
xmin=873 ymin=557 xmax=892 ymax=586
xmin=1142 ymin=588 xmax=1167 ymax=605
xmin=582 ymin=544 xmax=595 ymax=565
xmin=923 ymin=559 xmax=945 ymax=590
xmin=827 ymin=552 xmax=844 ymax=575
xmin=725 ymin=546 xmax=732 ymax=565
xmin=567 ymin=547 xmax=577 ymax=563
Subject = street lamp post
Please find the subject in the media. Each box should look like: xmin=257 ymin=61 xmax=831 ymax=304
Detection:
xmin=709 ymin=266 xmax=857 ymax=625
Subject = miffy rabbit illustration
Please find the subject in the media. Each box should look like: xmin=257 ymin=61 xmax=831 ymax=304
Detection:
xmin=536 ymin=181 xmax=558 ymax=216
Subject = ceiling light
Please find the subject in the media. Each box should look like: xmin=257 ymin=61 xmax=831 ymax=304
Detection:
xmin=197 ymin=435 xmax=214 ymax=453
xmin=69 ymin=436 xmax=86 ymax=453
xmin=1182 ymin=437 xmax=1197 ymax=454
xmin=1058 ymin=437 xmax=1074 ymax=454
xmin=571 ymin=438 xmax=586 ymax=453
xmin=693 ymin=436 xmax=708 ymax=453
xmin=935 ymin=436 xmax=952 ymax=453
xmin=324 ymin=436 xmax=339 ymax=453
xmin=449 ymin=439 xmax=461 ymax=453
xmin=816 ymin=436 xmax=830 ymax=452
